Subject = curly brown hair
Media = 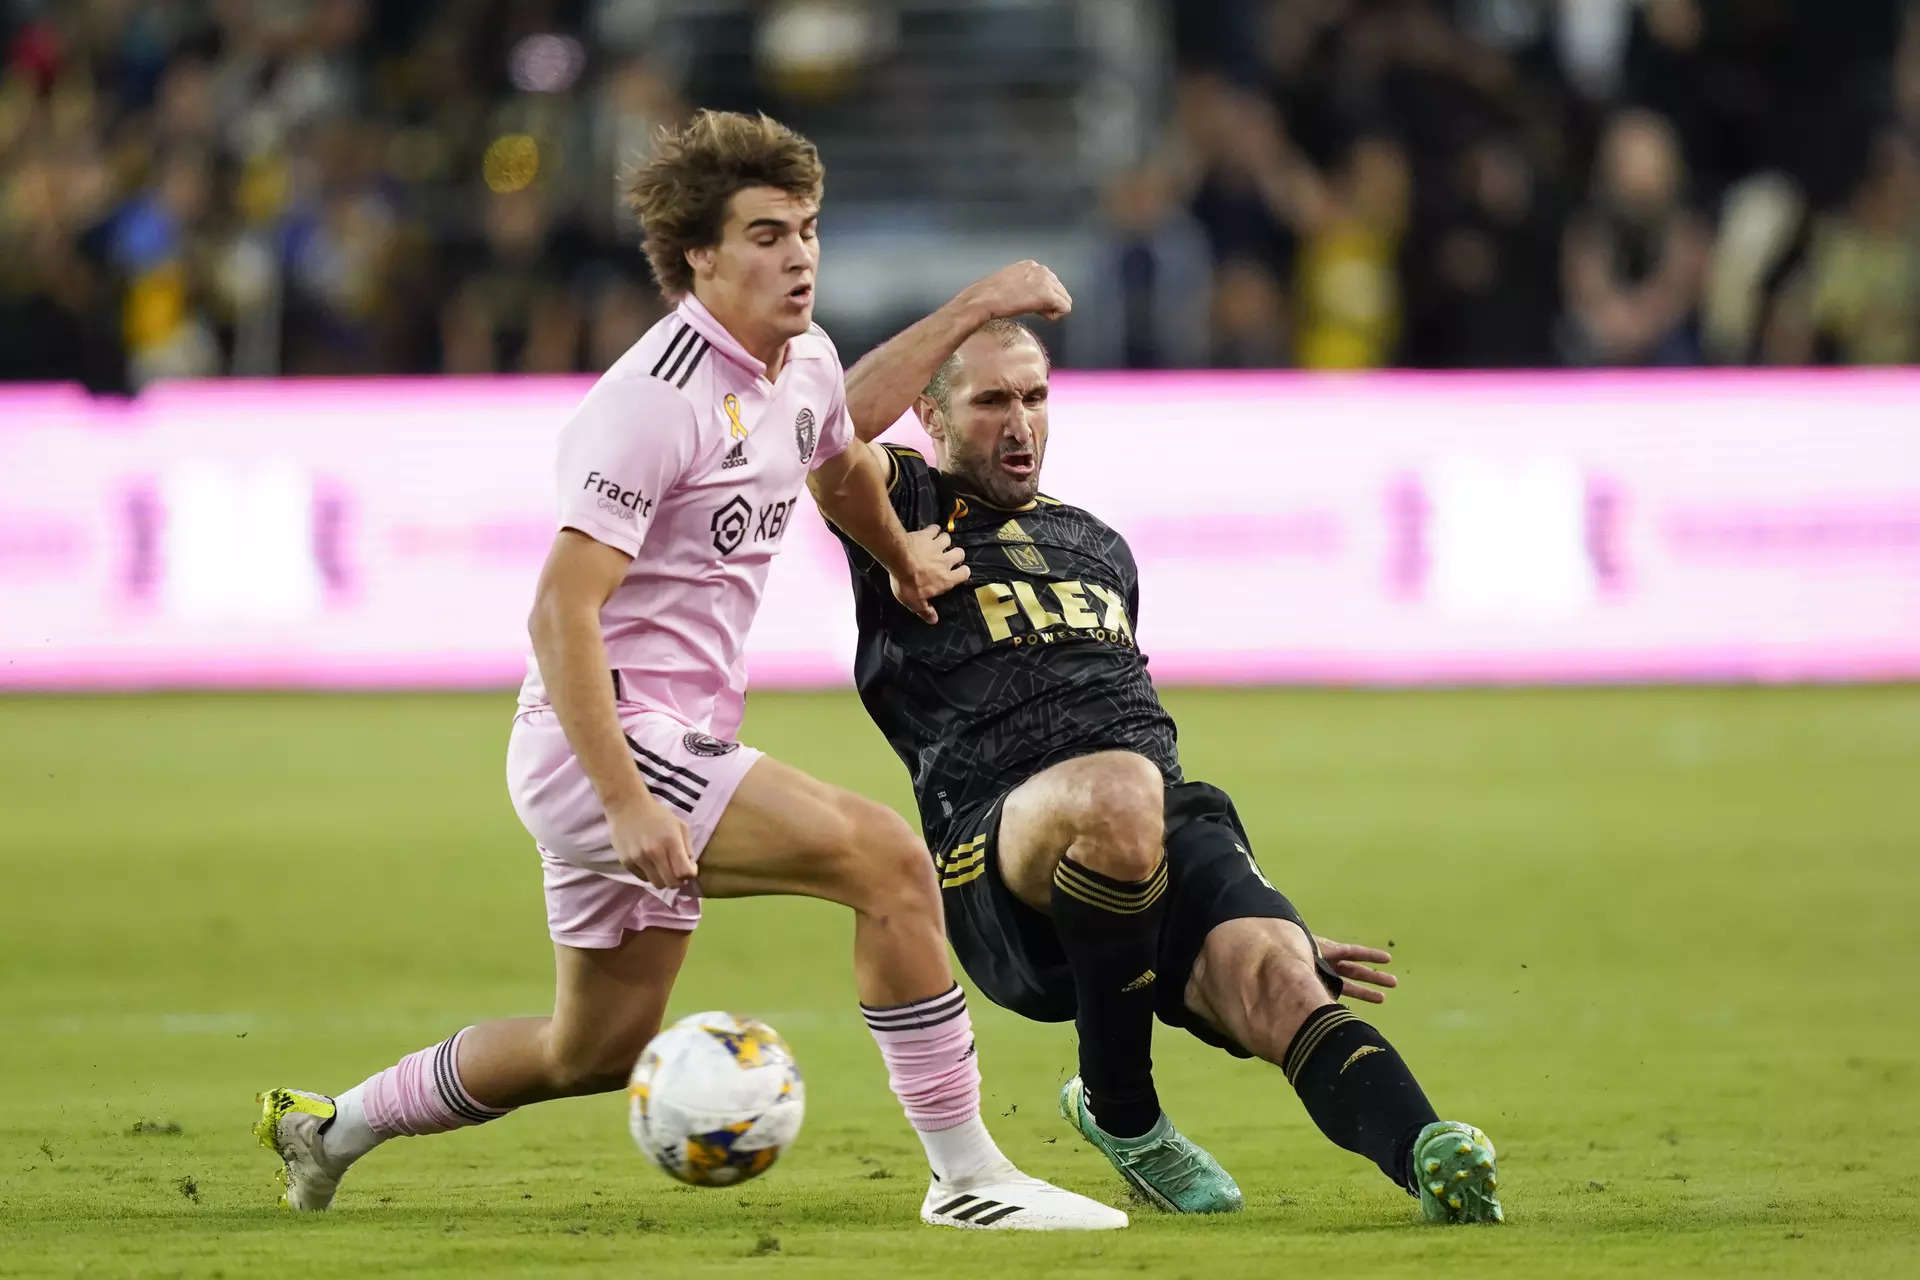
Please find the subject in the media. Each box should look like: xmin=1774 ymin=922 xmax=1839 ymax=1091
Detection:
xmin=622 ymin=110 xmax=825 ymax=301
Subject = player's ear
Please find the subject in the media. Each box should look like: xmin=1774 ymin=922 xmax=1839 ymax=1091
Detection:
xmin=913 ymin=393 xmax=945 ymax=443
xmin=686 ymin=243 xmax=715 ymax=281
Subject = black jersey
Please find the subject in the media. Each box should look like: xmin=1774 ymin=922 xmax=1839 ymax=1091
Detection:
xmin=831 ymin=444 xmax=1181 ymax=846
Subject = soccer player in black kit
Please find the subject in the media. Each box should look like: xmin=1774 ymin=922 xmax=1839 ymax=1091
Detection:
xmin=814 ymin=263 xmax=1502 ymax=1223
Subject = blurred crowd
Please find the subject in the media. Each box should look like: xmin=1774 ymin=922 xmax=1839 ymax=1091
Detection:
xmin=0 ymin=0 xmax=684 ymax=390
xmin=3 ymin=0 xmax=1917 ymax=391
xmin=1102 ymin=0 xmax=1920 ymax=370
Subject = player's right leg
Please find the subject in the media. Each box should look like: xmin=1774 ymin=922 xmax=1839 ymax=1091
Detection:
xmin=696 ymin=752 xmax=1125 ymax=1230
xmin=1173 ymin=822 xmax=1502 ymax=1229
xmin=1183 ymin=917 xmax=1501 ymax=1223
xmin=256 ymin=923 xmax=691 ymax=1210
xmin=994 ymin=752 xmax=1240 ymax=1214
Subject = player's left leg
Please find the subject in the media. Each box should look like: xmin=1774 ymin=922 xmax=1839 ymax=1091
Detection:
xmin=694 ymin=752 xmax=1126 ymax=1230
xmin=1183 ymin=917 xmax=1501 ymax=1223
xmin=995 ymin=752 xmax=1240 ymax=1213
xmin=997 ymin=751 xmax=1169 ymax=1142
xmin=256 ymin=924 xmax=693 ymax=1210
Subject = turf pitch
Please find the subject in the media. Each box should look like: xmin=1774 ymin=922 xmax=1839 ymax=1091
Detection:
xmin=3 ymin=686 xmax=1917 ymax=1278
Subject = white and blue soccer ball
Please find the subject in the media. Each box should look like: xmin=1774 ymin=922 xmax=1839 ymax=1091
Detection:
xmin=628 ymin=1011 xmax=805 ymax=1187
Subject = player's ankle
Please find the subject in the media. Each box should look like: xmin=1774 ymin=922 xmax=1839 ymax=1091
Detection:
xmin=918 ymin=1115 xmax=1009 ymax=1184
xmin=1099 ymin=1110 xmax=1170 ymax=1148
xmin=318 ymin=1085 xmax=382 ymax=1166
xmin=1084 ymin=1080 xmax=1161 ymax=1141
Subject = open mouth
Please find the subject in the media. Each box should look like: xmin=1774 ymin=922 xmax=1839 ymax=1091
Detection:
xmin=786 ymin=283 xmax=813 ymax=305
xmin=999 ymin=450 xmax=1035 ymax=478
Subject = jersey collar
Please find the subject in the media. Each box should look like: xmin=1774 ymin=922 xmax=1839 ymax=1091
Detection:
xmin=676 ymin=293 xmax=769 ymax=379
xmin=958 ymin=491 xmax=1038 ymax=513
xmin=677 ymin=293 xmax=822 ymax=383
xmin=936 ymin=470 xmax=1039 ymax=514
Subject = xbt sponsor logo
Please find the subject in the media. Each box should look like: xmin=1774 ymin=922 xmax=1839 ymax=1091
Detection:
xmin=710 ymin=496 xmax=800 ymax=555
xmin=584 ymin=471 xmax=655 ymax=523
xmin=755 ymin=498 xmax=796 ymax=542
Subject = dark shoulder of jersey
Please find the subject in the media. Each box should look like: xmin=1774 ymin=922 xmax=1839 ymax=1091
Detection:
xmin=829 ymin=444 xmax=1180 ymax=847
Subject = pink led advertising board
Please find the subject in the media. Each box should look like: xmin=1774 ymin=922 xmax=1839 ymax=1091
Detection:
xmin=1 ymin=370 xmax=1915 ymax=690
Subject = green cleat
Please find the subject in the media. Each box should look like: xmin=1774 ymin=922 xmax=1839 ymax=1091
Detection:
xmin=1059 ymin=1075 xmax=1242 ymax=1214
xmin=1412 ymin=1121 xmax=1503 ymax=1224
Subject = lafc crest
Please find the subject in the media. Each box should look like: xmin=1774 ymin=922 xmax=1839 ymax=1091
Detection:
xmin=997 ymin=519 xmax=1049 ymax=574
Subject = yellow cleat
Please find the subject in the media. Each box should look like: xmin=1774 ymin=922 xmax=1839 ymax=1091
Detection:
xmin=254 ymin=1087 xmax=350 ymax=1210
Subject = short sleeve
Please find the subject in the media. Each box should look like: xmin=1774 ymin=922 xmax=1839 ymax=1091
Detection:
xmin=808 ymin=368 xmax=854 ymax=473
xmin=553 ymin=374 xmax=699 ymax=556
xmin=828 ymin=445 xmax=936 ymax=574
xmin=881 ymin=445 xmax=933 ymax=526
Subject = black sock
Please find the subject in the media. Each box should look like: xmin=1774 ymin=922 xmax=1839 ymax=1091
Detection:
xmin=1050 ymin=853 xmax=1168 ymax=1139
xmin=1282 ymin=1004 xmax=1439 ymax=1192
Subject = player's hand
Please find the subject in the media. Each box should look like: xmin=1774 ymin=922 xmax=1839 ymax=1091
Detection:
xmin=608 ymin=792 xmax=698 ymax=890
xmin=1314 ymin=936 xmax=1399 ymax=1005
xmin=964 ymin=259 xmax=1072 ymax=323
xmin=891 ymin=524 xmax=969 ymax=624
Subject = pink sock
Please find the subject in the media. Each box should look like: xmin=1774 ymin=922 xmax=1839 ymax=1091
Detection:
xmin=360 ymin=1027 xmax=512 ymax=1139
xmin=863 ymin=985 xmax=1006 ymax=1181
xmin=862 ymin=984 xmax=980 ymax=1130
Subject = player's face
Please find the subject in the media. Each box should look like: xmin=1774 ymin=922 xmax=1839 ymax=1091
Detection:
xmin=930 ymin=334 xmax=1050 ymax=508
xmin=689 ymin=185 xmax=819 ymax=361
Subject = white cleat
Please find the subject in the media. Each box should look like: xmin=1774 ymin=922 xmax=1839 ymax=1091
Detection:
xmin=920 ymin=1165 xmax=1129 ymax=1231
xmin=254 ymin=1088 xmax=352 ymax=1211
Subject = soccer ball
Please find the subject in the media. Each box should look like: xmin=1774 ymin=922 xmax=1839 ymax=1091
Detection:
xmin=628 ymin=1011 xmax=806 ymax=1187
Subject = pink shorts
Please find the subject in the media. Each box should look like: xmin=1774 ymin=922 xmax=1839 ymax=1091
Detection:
xmin=506 ymin=707 xmax=763 ymax=949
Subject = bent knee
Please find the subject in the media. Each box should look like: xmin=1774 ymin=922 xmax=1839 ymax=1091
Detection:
xmin=1066 ymin=753 xmax=1165 ymax=880
xmin=816 ymin=797 xmax=939 ymax=913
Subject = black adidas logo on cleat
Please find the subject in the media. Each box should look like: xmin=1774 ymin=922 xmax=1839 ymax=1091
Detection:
xmin=933 ymin=1192 xmax=1024 ymax=1225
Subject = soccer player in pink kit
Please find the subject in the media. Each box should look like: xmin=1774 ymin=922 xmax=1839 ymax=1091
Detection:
xmin=254 ymin=110 xmax=1123 ymax=1231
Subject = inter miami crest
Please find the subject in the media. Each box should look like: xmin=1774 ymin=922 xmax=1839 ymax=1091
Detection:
xmin=682 ymin=731 xmax=740 ymax=758
xmin=794 ymin=408 xmax=817 ymax=464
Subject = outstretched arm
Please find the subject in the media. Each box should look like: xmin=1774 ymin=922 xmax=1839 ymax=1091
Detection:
xmin=843 ymin=260 xmax=1072 ymax=442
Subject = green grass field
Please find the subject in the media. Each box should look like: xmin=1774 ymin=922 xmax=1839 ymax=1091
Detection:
xmin=3 ymin=686 xmax=1918 ymax=1278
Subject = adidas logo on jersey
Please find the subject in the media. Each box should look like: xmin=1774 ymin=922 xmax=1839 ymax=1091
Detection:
xmin=721 ymin=440 xmax=748 ymax=470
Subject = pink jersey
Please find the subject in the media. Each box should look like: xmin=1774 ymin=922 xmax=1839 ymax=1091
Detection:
xmin=517 ymin=293 xmax=853 ymax=737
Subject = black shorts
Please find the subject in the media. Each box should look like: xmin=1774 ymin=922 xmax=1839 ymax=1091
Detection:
xmin=932 ymin=778 xmax=1342 ymax=1057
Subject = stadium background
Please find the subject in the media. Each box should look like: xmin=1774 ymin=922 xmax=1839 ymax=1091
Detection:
xmin=3 ymin=2 xmax=1918 ymax=1277
xmin=4 ymin=0 xmax=1919 ymax=383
